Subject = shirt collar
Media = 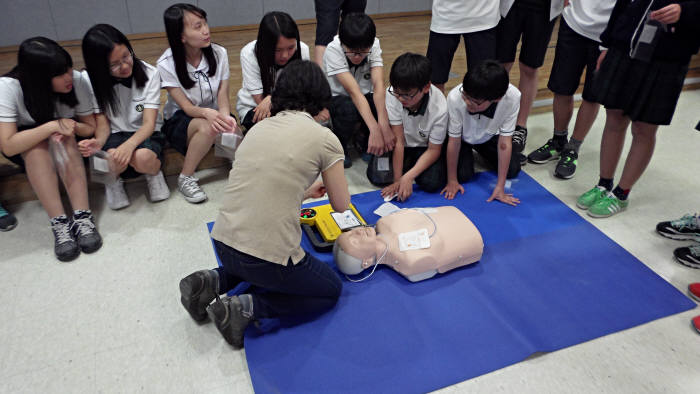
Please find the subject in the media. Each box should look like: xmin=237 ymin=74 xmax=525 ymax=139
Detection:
xmin=468 ymin=102 xmax=498 ymax=119
xmin=406 ymin=93 xmax=429 ymax=117
xmin=112 ymin=76 xmax=132 ymax=88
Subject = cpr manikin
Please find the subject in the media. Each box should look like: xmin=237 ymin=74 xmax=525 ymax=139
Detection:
xmin=333 ymin=206 xmax=484 ymax=282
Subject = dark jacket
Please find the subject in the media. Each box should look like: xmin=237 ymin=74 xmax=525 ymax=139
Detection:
xmin=601 ymin=0 xmax=700 ymax=64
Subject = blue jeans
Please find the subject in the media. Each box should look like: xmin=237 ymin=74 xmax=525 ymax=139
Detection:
xmin=213 ymin=240 xmax=342 ymax=319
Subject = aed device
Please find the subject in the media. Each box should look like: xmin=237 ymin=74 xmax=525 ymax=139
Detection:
xmin=300 ymin=203 xmax=367 ymax=252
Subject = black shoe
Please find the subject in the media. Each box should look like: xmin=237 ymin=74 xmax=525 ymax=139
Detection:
xmin=518 ymin=152 xmax=527 ymax=166
xmin=0 ymin=205 xmax=17 ymax=231
xmin=207 ymin=295 xmax=253 ymax=348
xmin=512 ymin=125 xmax=528 ymax=153
xmin=343 ymin=154 xmax=352 ymax=168
xmin=656 ymin=214 xmax=700 ymax=240
xmin=554 ymin=148 xmax=578 ymax=179
xmin=71 ymin=210 xmax=102 ymax=253
xmin=527 ymin=139 xmax=564 ymax=164
xmin=50 ymin=215 xmax=79 ymax=262
xmin=674 ymin=244 xmax=700 ymax=269
xmin=179 ymin=269 xmax=220 ymax=322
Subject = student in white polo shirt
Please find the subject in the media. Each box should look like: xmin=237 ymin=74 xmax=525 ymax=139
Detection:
xmin=80 ymin=24 xmax=170 ymax=210
xmin=159 ymin=3 xmax=238 ymax=204
xmin=426 ymin=0 xmax=500 ymax=93
xmin=527 ymin=0 xmax=615 ymax=179
xmin=237 ymin=12 xmax=311 ymax=133
xmin=379 ymin=53 xmax=447 ymax=202
xmin=324 ymin=12 xmax=394 ymax=168
xmin=442 ymin=60 xmax=521 ymax=206
xmin=0 ymin=37 xmax=102 ymax=261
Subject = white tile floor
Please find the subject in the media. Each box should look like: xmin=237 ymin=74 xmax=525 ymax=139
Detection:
xmin=1 ymin=90 xmax=699 ymax=393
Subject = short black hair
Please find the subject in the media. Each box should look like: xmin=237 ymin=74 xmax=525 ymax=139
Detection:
xmin=271 ymin=60 xmax=330 ymax=117
xmin=462 ymin=60 xmax=509 ymax=101
xmin=389 ymin=53 xmax=431 ymax=92
xmin=338 ymin=13 xmax=375 ymax=50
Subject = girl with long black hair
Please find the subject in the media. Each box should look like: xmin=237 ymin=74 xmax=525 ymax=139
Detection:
xmin=236 ymin=11 xmax=312 ymax=132
xmin=79 ymin=24 xmax=170 ymax=210
xmin=0 ymin=37 xmax=102 ymax=261
xmin=158 ymin=3 xmax=238 ymax=203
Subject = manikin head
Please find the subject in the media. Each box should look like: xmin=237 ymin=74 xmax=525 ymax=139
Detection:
xmin=334 ymin=226 xmax=383 ymax=275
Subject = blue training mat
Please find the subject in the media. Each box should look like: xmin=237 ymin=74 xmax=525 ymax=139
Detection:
xmin=208 ymin=172 xmax=696 ymax=394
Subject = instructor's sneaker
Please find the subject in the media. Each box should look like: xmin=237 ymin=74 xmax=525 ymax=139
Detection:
xmin=674 ymin=244 xmax=700 ymax=269
xmin=207 ymin=295 xmax=253 ymax=348
xmin=576 ymin=186 xmax=607 ymax=210
xmin=50 ymin=215 xmax=79 ymax=262
xmin=0 ymin=204 xmax=17 ymax=231
xmin=71 ymin=210 xmax=102 ymax=253
xmin=555 ymin=148 xmax=578 ymax=179
xmin=527 ymin=139 xmax=563 ymax=164
xmin=588 ymin=191 xmax=628 ymax=218
xmin=179 ymin=269 xmax=220 ymax=322
xmin=512 ymin=125 xmax=528 ymax=153
xmin=656 ymin=214 xmax=700 ymax=240
xmin=178 ymin=174 xmax=207 ymax=203
xmin=146 ymin=171 xmax=170 ymax=202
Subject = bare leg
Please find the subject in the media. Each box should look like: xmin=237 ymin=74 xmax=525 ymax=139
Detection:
xmin=599 ymin=109 xmax=631 ymax=179
xmin=106 ymin=148 xmax=129 ymax=175
xmin=59 ymin=136 xmax=89 ymax=211
xmin=553 ymin=94 xmax=574 ymax=132
xmin=22 ymin=140 xmax=65 ymax=218
xmin=181 ymin=119 xmax=217 ymax=176
xmin=130 ymin=149 xmax=161 ymax=175
xmin=515 ymin=62 xmax=539 ymax=127
xmin=618 ymin=121 xmax=658 ymax=190
xmin=570 ymin=99 xmax=601 ymax=142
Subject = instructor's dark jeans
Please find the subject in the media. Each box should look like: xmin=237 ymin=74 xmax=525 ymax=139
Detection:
xmin=213 ymin=240 xmax=342 ymax=319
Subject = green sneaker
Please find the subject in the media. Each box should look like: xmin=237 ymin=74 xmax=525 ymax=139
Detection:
xmin=588 ymin=191 xmax=628 ymax=218
xmin=576 ymin=186 xmax=607 ymax=210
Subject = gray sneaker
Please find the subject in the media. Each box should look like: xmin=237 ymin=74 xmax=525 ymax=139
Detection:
xmin=207 ymin=295 xmax=254 ymax=348
xmin=51 ymin=215 xmax=79 ymax=262
xmin=179 ymin=269 xmax=219 ymax=321
xmin=178 ymin=174 xmax=207 ymax=203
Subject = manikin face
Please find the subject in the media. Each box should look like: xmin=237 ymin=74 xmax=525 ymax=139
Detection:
xmin=51 ymin=68 xmax=74 ymax=94
xmin=109 ymin=44 xmax=134 ymax=79
xmin=181 ymin=11 xmax=211 ymax=49
xmin=274 ymin=35 xmax=298 ymax=66
xmin=337 ymin=226 xmax=378 ymax=261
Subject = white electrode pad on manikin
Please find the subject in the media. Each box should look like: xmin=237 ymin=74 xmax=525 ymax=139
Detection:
xmin=398 ymin=228 xmax=431 ymax=251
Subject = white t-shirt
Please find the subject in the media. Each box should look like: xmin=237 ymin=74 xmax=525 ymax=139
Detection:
xmin=157 ymin=43 xmax=230 ymax=120
xmin=562 ymin=1 xmax=616 ymax=43
xmin=96 ymin=61 xmax=162 ymax=134
xmin=430 ymin=0 xmax=500 ymax=34
xmin=324 ymin=35 xmax=383 ymax=97
xmin=500 ymin=0 xmax=565 ymax=20
xmin=236 ymin=40 xmax=310 ymax=121
xmin=446 ymin=83 xmax=520 ymax=145
xmin=0 ymin=69 xmax=96 ymax=127
xmin=385 ymin=84 xmax=448 ymax=148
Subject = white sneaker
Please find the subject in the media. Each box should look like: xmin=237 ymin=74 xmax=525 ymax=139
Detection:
xmin=178 ymin=174 xmax=207 ymax=203
xmin=105 ymin=178 xmax=130 ymax=210
xmin=145 ymin=171 xmax=170 ymax=202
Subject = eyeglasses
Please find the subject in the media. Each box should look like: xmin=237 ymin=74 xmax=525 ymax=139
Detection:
xmin=388 ymin=86 xmax=420 ymax=101
xmin=109 ymin=53 xmax=133 ymax=72
xmin=459 ymin=86 xmax=488 ymax=106
xmin=343 ymin=49 xmax=371 ymax=58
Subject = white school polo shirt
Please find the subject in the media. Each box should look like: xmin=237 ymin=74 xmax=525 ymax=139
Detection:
xmin=236 ymin=40 xmax=310 ymax=121
xmin=562 ymin=1 xmax=616 ymax=43
xmin=430 ymin=0 xmax=500 ymax=34
xmin=324 ymin=35 xmax=383 ymax=97
xmin=446 ymin=83 xmax=520 ymax=145
xmin=0 ymin=70 xmax=96 ymax=127
xmin=385 ymin=84 xmax=448 ymax=148
xmin=96 ymin=61 xmax=162 ymax=134
xmin=158 ymin=43 xmax=230 ymax=120
xmin=500 ymin=0 xmax=564 ymax=20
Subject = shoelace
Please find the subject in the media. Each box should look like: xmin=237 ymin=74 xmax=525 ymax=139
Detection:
xmin=71 ymin=216 xmax=96 ymax=236
xmin=536 ymin=139 xmax=555 ymax=152
xmin=52 ymin=220 xmax=74 ymax=244
xmin=671 ymin=214 xmax=699 ymax=230
xmin=181 ymin=176 xmax=203 ymax=195
xmin=560 ymin=150 xmax=576 ymax=164
xmin=512 ymin=129 xmax=526 ymax=146
xmin=688 ymin=243 xmax=700 ymax=256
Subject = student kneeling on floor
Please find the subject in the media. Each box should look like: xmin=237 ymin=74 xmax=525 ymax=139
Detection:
xmin=442 ymin=60 xmax=521 ymax=206
xmin=179 ymin=60 xmax=350 ymax=349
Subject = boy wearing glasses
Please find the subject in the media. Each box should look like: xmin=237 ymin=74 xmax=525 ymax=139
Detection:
xmin=380 ymin=53 xmax=447 ymax=202
xmin=442 ymin=60 xmax=521 ymax=206
xmin=324 ymin=12 xmax=394 ymax=168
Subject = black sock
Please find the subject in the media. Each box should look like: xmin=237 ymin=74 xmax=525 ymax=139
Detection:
xmin=553 ymin=130 xmax=568 ymax=146
xmin=598 ymin=177 xmax=614 ymax=191
xmin=612 ymin=185 xmax=630 ymax=200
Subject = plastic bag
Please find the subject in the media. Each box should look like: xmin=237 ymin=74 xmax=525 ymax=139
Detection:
xmin=366 ymin=152 xmax=394 ymax=186
xmin=88 ymin=150 xmax=118 ymax=185
xmin=214 ymin=130 xmax=243 ymax=161
xmin=48 ymin=135 xmax=70 ymax=179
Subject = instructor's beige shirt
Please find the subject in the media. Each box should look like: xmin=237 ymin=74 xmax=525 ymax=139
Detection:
xmin=211 ymin=110 xmax=344 ymax=265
